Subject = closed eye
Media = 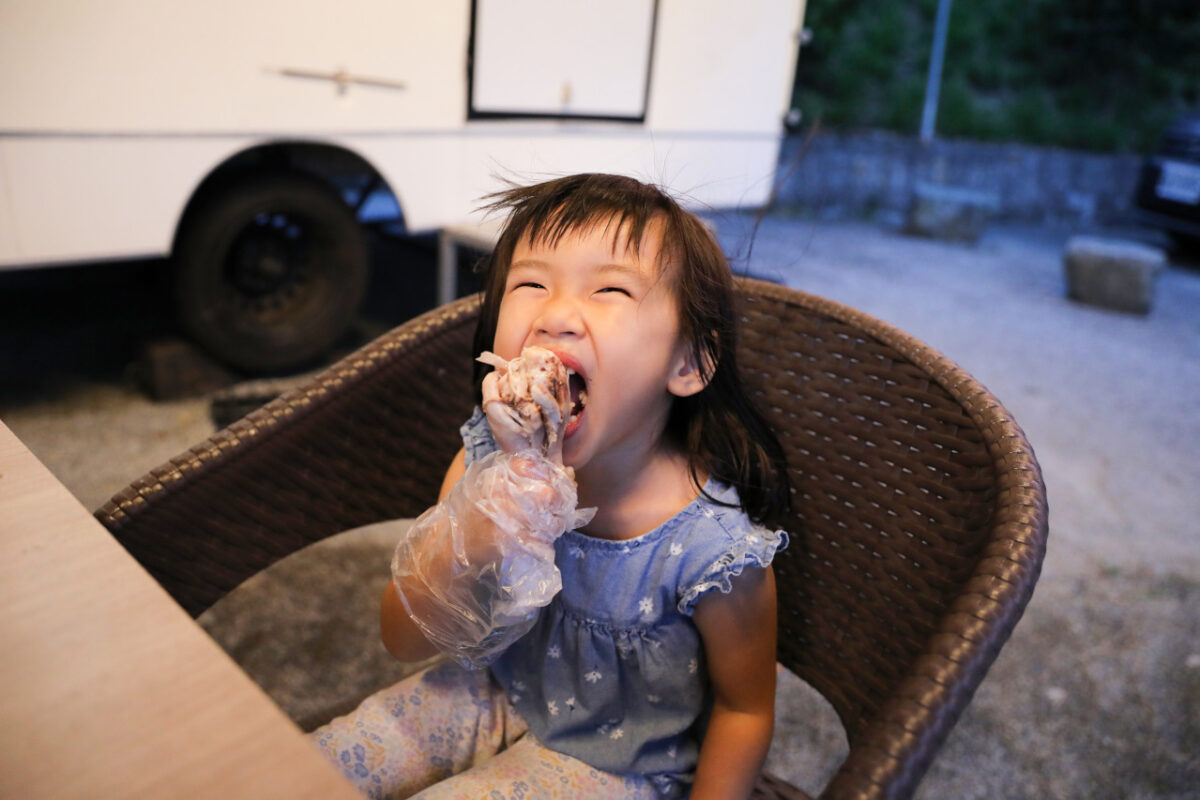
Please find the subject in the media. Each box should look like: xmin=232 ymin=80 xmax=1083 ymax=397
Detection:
xmin=597 ymin=286 xmax=632 ymax=297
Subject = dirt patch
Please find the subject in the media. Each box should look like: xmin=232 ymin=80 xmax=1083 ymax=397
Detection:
xmin=918 ymin=565 xmax=1200 ymax=799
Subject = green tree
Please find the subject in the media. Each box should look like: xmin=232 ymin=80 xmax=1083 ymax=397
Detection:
xmin=792 ymin=0 xmax=1200 ymax=152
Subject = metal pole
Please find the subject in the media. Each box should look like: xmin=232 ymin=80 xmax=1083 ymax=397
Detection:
xmin=920 ymin=0 xmax=953 ymax=143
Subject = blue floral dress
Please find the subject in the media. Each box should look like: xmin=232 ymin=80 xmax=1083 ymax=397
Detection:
xmin=462 ymin=409 xmax=788 ymax=797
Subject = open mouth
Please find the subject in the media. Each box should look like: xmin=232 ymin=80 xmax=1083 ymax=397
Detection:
xmin=566 ymin=369 xmax=587 ymax=427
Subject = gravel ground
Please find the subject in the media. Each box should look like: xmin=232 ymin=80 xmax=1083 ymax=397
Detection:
xmin=3 ymin=216 xmax=1197 ymax=798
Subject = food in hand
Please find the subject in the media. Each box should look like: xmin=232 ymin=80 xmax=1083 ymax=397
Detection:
xmin=478 ymin=347 xmax=583 ymax=455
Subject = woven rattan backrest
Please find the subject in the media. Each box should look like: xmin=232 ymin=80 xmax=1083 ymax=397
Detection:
xmin=739 ymin=282 xmax=995 ymax=728
xmin=736 ymin=280 xmax=1045 ymax=799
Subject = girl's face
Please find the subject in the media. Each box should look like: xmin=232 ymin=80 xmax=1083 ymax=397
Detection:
xmin=492 ymin=217 xmax=706 ymax=473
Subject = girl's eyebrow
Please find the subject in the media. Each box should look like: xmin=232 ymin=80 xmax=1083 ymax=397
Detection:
xmin=509 ymin=259 xmax=647 ymax=283
xmin=595 ymin=262 xmax=648 ymax=284
xmin=506 ymin=260 xmax=552 ymax=280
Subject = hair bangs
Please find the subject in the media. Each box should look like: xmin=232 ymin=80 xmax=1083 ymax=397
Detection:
xmin=485 ymin=174 xmax=671 ymax=265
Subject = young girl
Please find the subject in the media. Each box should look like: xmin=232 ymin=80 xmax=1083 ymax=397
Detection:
xmin=311 ymin=173 xmax=791 ymax=799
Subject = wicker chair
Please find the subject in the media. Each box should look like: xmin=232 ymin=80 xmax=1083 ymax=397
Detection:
xmin=97 ymin=278 xmax=1048 ymax=800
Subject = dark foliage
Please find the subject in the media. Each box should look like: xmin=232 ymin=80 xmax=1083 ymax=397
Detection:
xmin=792 ymin=0 xmax=1200 ymax=153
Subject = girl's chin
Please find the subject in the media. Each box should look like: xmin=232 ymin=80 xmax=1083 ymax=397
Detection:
xmin=561 ymin=417 xmax=585 ymax=467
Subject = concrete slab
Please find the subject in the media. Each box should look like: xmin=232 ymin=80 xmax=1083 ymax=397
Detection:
xmin=906 ymin=181 xmax=1001 ymax=242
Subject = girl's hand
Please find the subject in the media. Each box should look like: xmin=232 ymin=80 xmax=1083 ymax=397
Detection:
xmin=389 ymin=447 xmax=586 ymax=668
xmin=480 ymin=348 xmax=569 ymax=464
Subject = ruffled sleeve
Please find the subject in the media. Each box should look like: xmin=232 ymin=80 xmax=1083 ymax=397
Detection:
xmin=460 ymin=406 xmax=499 ymax=467
xmin=676 ymin=506 xmax=788 ymax=616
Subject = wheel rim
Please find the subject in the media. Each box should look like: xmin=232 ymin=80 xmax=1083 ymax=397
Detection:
xmin=220 ymin=210 xmax=321 ymax=321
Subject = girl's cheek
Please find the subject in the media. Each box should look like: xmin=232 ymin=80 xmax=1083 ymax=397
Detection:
xmin=493 ymin=327 xmax=526 ymax=362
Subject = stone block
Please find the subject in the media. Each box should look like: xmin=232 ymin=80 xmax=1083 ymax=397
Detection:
xmin=133 ymin=337 xmax=237 ymax=401
xmin=1063 ymin=236 xmax=1166 ymax=314
xmin=906 ymin=181 xmax=1000 ymax=242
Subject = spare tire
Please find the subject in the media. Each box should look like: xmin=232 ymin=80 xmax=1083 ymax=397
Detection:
xmin=174 ymin=172 xmax=370 ymax=373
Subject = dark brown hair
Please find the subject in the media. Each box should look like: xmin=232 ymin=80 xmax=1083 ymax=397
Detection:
xmin=472 ymin=173 xmax=789 ymax=526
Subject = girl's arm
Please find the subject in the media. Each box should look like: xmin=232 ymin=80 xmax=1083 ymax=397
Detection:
xmin=690 ymin=565 xmax=778 ymax=800
xmin=381 ymin=352 xmax=573 ymax=666
xmin=378 ymin=448 xmax=467 ymax=663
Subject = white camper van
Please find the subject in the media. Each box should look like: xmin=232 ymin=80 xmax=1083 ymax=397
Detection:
xmin=0 ymin=0 xmax=806 ymax=371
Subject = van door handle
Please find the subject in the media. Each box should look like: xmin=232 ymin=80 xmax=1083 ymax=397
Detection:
xmin=268 ymin=66 xmax=407 ymax=95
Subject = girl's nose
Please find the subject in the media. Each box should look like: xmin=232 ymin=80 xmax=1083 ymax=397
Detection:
xmin=534 ymin=293 xmax=582 ymax=338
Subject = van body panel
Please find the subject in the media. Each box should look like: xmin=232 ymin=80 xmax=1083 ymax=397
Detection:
xmin=0 ymin=0 xmax=806 ymax=268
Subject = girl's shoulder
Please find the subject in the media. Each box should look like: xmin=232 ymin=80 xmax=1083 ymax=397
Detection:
xmin=673 ymin=481 xmax=773 ymax=543
xmin=667 ymin=482 xmax=789 ymax=616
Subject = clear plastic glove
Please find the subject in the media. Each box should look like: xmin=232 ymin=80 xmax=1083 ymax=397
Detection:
xmin=390 ymin=449 xmax=595 ymax=669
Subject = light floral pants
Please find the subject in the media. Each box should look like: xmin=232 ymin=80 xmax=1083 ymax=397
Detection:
xmin=309 ymin=660 xmax=658 ymax=799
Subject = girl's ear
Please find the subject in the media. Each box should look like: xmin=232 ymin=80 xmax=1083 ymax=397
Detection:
xmin=667 ymin=344 xmax=712 ymax=398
